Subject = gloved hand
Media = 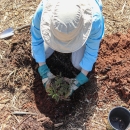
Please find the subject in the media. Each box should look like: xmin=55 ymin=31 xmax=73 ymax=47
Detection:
xmin=38 ymin=64 xmax=55 ymax=88
xmin=65 ymin=72 xmax=89 ymax=97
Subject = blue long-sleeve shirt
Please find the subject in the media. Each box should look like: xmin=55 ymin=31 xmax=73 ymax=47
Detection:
xmin=31 ymin=0 xmax=104 ymax=71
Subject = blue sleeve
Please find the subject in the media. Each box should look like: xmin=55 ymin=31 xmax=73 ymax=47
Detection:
xmin=95 ymin=0 xmax=103 ymax=11
xmin=80 ymin=11 xmax=104 ymax=71
xmin=31 ymin=1 xmax=45 ymax=63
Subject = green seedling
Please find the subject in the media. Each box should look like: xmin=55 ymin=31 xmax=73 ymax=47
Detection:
xmin=46 ymin=75 xmax=71 ymax=102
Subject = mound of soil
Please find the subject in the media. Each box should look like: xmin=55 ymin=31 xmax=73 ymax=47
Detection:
xmin=96 ymin=30 xmax=130 ymax=100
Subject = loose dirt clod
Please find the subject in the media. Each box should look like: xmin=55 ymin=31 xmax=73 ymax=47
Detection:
xmin=96 ymin=30 xmax=130 ymax=100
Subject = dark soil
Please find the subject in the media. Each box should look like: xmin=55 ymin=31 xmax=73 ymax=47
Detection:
xmin=0 ymin=28 xmax=129 ymax=129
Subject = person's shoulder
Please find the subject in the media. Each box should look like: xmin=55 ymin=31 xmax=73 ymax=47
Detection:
xmin=91 ymin=0 xmax=104 ymax=30
xmin=89 ymin=12 xmax=104 ymax=38
xmin=32 ymin=0 xmax=44 ymax=22
xmin=36 ymin=1 xmax=44 ymax=16
xmin=94 ymin=0 xmax=103 ymax=11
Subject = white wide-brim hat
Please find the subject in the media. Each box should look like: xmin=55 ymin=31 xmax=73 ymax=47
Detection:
xmin=40 ymin=0 xmax=92 ymax=53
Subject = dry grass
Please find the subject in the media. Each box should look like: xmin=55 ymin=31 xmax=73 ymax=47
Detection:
xmin=0 ymin=0 xmax=41 ymax=32
xmin=102 ymin=0 xmax=130 ymax=34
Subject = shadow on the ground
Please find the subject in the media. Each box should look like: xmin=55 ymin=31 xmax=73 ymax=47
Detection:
xmin=31 ymin=52 xmax=98 ymax=129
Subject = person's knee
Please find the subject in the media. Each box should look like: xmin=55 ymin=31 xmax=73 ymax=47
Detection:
xmin=44 ymin=44 xmax=54 ymax=59
xmin=72 ymin=62 xmax=81 ymax=70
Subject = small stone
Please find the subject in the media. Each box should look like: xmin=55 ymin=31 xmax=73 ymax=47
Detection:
xmin=15 ymin=11 xmax=19 ymax=16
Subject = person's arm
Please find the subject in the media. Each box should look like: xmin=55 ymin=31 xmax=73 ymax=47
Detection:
xmin=31 ymin=1 xmax=45 ymax=64
xmin=80 ymin=0 xmax=104 ymax=76
xmin=65 ymin=14 xmax=104 ymax=98
xmin=80 ymin=13 xmax=105 ymax=73
xmin=31 ymin=1 xmax=55 ymax=88
xmin=72 ymin=8 xmax=105 ymax=91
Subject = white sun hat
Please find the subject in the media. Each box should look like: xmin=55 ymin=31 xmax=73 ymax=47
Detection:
xmin=40 ymin=0 xmax=92 ymax=53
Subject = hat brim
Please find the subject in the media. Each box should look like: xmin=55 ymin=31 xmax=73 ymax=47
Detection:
xmin=40 ymin=0 xmax=92 ymax=53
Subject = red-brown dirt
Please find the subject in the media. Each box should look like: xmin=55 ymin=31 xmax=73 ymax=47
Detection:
xmin=96 ymin=30 xmax=130 ymax=100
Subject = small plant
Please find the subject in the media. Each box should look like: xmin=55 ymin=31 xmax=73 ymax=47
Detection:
xmin=46 ymin=75 xmax=71 ymax=102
